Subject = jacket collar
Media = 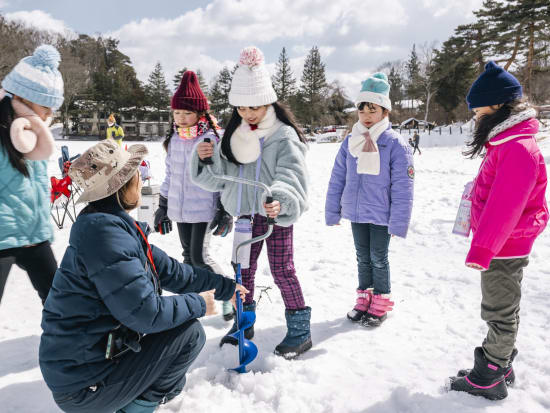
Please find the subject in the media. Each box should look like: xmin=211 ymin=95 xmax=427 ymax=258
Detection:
xmin=487 ymin=117 xmax=539 ymax=147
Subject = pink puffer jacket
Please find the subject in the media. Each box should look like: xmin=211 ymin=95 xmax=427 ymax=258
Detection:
xmin=466 ymin=117 xmax=549 ymax=270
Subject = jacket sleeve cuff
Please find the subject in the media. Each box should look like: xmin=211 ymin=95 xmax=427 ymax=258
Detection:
xmin=465 ymin=246 xmax=494 ymax=270
xmin=325 ymin=212 xmax=341 ymax=226
xmin=214 ymin=278 xmax=236 ymax=302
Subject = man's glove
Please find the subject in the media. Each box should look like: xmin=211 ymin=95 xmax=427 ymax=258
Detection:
xmin=154 ymin=195 xmax=172 ymax=234
xmin=209 ymin=198 xmax=233 ymax=237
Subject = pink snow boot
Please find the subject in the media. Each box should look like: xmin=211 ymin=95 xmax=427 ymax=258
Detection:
xmin=347 ymin=289 xmax=372 ymax=322
xmin=361 ymin=294 xmax=393 ymax=327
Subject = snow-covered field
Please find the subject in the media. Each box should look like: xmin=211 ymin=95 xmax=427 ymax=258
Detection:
xmin=1 ymin=136 xmax=549 ymax=413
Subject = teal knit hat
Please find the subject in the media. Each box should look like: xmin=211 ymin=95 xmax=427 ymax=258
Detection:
xmin=355 ymin=72 xmax=391 ymax=111
xmin=2 ymin=44 xmax=64 ymax=110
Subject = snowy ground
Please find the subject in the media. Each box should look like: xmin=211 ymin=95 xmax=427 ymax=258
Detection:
xmin=1 ymin=136 xmax=549 ymax=413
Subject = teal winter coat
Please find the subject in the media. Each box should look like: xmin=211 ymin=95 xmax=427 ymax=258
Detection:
xmin=0 ymin=147 xmax=53 ymax=251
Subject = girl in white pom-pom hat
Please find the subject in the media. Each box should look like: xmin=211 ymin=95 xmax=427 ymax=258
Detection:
xmin=0 ymin=44 xmax=64 ymax=306
xmin=192 ymin=46 xmax=311 ymax=359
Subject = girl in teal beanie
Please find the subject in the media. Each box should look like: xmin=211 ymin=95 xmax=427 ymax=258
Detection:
xmin=0 ymin=45 xmax=64 ymax=306
xmin=325 ymin=72 xmax=414 ymax=327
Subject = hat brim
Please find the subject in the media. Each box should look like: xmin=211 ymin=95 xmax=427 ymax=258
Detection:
xmin=76 ymin=144 xmax=148 ymax=204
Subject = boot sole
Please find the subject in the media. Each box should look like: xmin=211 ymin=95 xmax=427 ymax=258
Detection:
xmin=223 ymin=313 xmax=235 ymax=321
xmin=347 ymin=310 xmax=367 ymax=322
xmin=361 ymin=313 xmax=387 ymax=327
xmin=446 ymin=376 xmax=508 ymax=400
xmin=274 ymin=338 xmax=313 ymax=360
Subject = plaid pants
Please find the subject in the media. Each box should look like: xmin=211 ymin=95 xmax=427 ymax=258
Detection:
xmin=241 ymin=214 xmax=305 ymax=310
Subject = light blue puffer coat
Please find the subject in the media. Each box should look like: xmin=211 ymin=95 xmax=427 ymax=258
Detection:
xmin=0 ymin=147 xmax=53 ymax=250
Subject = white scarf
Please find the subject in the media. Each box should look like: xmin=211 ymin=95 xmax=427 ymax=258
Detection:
xmin=230 ymin=105 xmax=283 ymax=164
xmin=348 ymin=117 xmax=389 ymax=175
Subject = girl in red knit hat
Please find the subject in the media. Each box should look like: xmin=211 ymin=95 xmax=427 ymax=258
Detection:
xmin=154 ymin=71 xmax=235 ymax=321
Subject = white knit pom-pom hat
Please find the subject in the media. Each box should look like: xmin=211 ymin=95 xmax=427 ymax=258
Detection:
xmin=228 ymin=46 xmax=278 ymax=107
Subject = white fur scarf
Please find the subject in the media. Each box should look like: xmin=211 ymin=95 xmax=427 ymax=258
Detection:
xmin=0 ymin=88 xmax=55 ymax=160
xmin=348 ymin=117 xmax=389 ymax=175
xmin=230 ymin=105 xmax=283 ymax=164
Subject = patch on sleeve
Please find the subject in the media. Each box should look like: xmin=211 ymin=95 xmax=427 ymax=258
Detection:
xmin=407 ymin=165 xmax=415 ymax=179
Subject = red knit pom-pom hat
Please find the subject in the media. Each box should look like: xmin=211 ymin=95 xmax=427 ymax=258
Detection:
xmin=171 ymin=70 xmax=209 ymax=111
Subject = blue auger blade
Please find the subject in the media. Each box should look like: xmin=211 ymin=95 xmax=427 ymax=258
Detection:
xmin=230 ymin=340 xmax=258 ymax=374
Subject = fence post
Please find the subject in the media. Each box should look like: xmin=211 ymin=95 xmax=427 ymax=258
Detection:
xmin=460 ymin=126 xmax=463 ymax=134
xmin=449 ymin=126 xmax=452 ymax=134
xmin=439 ymin=127 xmax=442 ymax=135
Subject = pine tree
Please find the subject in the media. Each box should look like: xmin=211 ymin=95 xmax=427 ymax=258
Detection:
xmin=300 ymin=46 xmax=328 ymax=127
xmin=473 ymin=0 xmax=550 ymax=98
xmin=196 ymin=69 xmax=208 ymax=94
xmin=145 ymin=62 xmax=170 ymax=136
xmin=173 ymin=67 xmax=188 ymax=91
xmin=406 ymin=44 xmax=423 ymax=105
xmin=432 ymin=36 xmax=477 ymax=123
xmin=385 ymin=62 xmax=405 ymax=109
xmin=272 ymin=47 xmax=297 ymax=103
xmin=209 ymin=66 xmax=233 ymax=125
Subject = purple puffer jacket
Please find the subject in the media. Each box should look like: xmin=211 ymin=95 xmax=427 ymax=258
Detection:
xmin=160 ymin=129 xmax=219 ymax=223
xmin=325 ymin=124 xmax=414 ymax=238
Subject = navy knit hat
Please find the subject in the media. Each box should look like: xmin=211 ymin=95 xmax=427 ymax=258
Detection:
xmin=466 ymin=61 xmax=522 ymax=110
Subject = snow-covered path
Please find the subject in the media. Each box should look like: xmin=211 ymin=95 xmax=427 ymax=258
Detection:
xmin=1 ymin=138 xmax=549 ymax=413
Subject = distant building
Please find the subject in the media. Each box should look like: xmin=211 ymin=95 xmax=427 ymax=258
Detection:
xmin=67 ymin=101 xmax=172 ymax=140
xmin=399 ymin=118 xmax=436 ymax=130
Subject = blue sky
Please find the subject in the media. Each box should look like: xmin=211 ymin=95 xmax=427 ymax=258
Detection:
xmin=1 ymin=0 xmax=484 ymax=97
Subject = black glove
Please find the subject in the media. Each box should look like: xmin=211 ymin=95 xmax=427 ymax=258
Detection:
xmin=209 ymin=198 xmax=233 ymax=237
xmin=154 ymin=195 xmax=172 ymax=234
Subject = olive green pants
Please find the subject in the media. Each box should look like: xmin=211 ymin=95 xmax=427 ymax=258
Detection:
xmin=480 ymin=257 xmax=528 ymax=367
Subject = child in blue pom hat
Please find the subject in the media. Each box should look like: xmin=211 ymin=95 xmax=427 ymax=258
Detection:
xmin=325 ymin=72 xmax=414 ymax=327
xmin=0 ymin=45 xmax=64 ymax=306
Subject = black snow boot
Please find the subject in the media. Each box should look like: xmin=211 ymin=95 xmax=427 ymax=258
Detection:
xmin=219 ymin=301 xmax=255 ymax=347
xmin=274 ymin=307 xmax=312 ymax=359
xmin=447 ymin=347 xmax=508 ymax=400
xmin=457 ymin=347 xmax=518 ymax=387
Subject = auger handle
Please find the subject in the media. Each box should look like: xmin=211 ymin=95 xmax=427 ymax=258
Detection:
xmin=202 ymin=137 xmax=214 ymax=165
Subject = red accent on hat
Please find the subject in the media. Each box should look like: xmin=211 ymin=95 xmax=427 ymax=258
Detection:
xmin=171 ymin=71 xmax=209 ymax=111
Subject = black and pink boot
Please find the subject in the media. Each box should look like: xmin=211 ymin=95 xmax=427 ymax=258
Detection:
xmin=361 ymin=294 xmax=393 ymax=327
xmin=347 ymin=289 xmax=372 ymax=322
xmin=447 ymin=347 xmax=508 ymax=400
xmin=457 ymin=348 xmax=518 ymax=387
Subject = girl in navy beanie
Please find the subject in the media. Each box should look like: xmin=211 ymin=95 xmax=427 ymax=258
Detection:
xmin=447 ymin=62 xmax=548 ymax=400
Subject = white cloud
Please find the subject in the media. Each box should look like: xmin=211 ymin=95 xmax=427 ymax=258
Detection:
xmin=0 ymin=1 xmax=9 ymax=9
xmin=5 ymin=10 xmax=74 ymax=35
xmin=350 ymin=41 xmax=391 ymax=54
xmin=421 ymin=0 xmax=484 ymax=18
xmin=108 ymin=0 xmax=410 ymax=85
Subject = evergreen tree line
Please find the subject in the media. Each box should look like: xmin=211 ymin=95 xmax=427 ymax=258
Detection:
xmin=1 ymin=0 xmax=548 ymax=135
xmin=384 ymin=0 xmax=550 ymax=125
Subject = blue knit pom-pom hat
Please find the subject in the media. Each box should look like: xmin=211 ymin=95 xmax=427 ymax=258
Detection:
xmin=466 ymin=61 xmax=522 ymax=110
xmin=355 ymin=72 xmax=391 ymax=111
xmin=2 ymin=44 xmax=64 ymax=110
